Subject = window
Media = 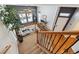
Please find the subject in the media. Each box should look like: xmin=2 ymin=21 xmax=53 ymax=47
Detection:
xmin=18 ymin=7 xmax=37 ymax=24
xmin=18 ymin=10 xmax=33 ymax=24
xmin=27 ymin=13 xmax=33 ymax=22
xmin=19 ymin=13 xmax=27 ymax=24
xmin=59 ymin=13 xmax=70 ymax=17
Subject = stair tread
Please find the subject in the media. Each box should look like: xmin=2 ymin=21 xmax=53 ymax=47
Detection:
xmin=40 ymin=51 xmax=46 ymax=54
xmin=26 ymin=45 xmax=39 ymax=54
xmin=26 ymin=45 xmax=46 ymax=54
xmin=31 ymin=47 xmax=42 ymax=54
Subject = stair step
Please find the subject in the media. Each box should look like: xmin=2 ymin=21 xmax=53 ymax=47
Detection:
xmin=40 ymin=51 xmax=46 ymax=54
xmin=26 ymin=45 xmax=39 ymax=54
xmin=31 ymin=47 xmax=42 ymax=54
xmin=25 ymin=45 xmax=46 ymax=54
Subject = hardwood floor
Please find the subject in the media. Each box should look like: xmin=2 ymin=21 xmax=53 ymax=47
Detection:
xmin=18 ymin=32 xmax=37 ymax=54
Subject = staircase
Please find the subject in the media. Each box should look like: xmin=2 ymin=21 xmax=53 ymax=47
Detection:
xmin=36 ymin=31 xmax=79 ymax=54
xmin=22 ymin=30 xmax=79 ymax=54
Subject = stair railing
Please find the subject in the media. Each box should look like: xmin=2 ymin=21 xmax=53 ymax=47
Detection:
xmin=37 ymin=31 xmax=79 ymax=54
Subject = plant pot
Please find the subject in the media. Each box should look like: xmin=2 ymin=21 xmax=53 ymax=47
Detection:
xmin=17 ymin=35 xmax=23 ymax=43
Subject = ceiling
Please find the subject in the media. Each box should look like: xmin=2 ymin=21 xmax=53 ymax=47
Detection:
xmin=6 ymin=4 xmax=79 ymax=8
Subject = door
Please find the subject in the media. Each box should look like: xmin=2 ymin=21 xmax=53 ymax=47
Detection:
xmin=53 ymin=7 xmax=76 ymax=31
xmin=54 ymin=17 xmax=69 ymax=32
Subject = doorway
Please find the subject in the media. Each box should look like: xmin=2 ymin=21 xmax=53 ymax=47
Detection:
xmin=53 ymin=7 xmax=76 ymax=31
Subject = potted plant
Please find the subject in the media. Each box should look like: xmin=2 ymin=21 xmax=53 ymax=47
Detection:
xmin=0 ymin=5 xmax=23 ymax=43
xmin=0 ymin=5 xmax=20 ymax=30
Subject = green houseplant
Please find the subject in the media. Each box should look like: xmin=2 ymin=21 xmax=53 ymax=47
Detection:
xmin=0 ymin=5 xmax=23 ymax=43
xmin=0 ymin=5 xmax=21 ymax=32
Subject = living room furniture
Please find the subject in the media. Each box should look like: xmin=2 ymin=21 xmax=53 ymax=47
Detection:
xmin=19 ymin=24 xmax=36 ymax=36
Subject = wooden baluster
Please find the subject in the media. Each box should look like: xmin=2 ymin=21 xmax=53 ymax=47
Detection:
xmin=50 ymin=34 xmax=62 ymax=53
xmin=37 ymin=31 xmax=39 ymax=44
xmin=41 ymin=33 xmax=43 ymax=46
xmin=43 ymin=34 xmax=47 ymax=47
xmin=45 ymin=34 xmax=50 ymax=48
xmin=39 ymin=33 xmax=41 ymax=44
xmin=49 ymin=34 xmax=58 ymax=52
xmin=37 ymin=32 xmax=39 ymax=44
xmin=47 ymin=34 xmax=56 ymax=50
xmin=46 ymin=34 xmax=53 ymax=49
xmin=42 ymin=33 xmax=46 ymax=47
xmin=36 ymin=31 xmax=39 ymax=44
xmin=41 ymin=33 xmax=45 ymax=46
xmin=52 ymin=35 xmax=67 ymax=53
xmin=46 ymin=34 xmax=52 ymax=48
xmin=43 ymin=34 xmax=46 ymax=47
xmin=40 ymin=33 xmax=44 ymax=45
xmin=44 ymin=34 xmax=49 ymax=47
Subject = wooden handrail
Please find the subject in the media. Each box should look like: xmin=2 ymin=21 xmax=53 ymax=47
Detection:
xmin=38 ymin=31 xmax=79 ymax=35
xmin=37 ymin=30 xmax=79 ymax=54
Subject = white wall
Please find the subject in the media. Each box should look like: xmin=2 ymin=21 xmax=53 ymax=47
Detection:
xmin=37 ymin=5 xmax=59 ymax=30
xmin=0 ymin=21 xmax=18 ymax=54
xmin=65 ymin=8 xmax=79 ymax=53
xmin=65 ymin=8 xmax=79 ymax=31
